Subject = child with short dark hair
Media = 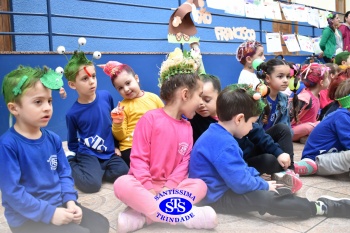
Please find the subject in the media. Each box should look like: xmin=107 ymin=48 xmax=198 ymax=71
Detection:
xmin=99 ymin=61 xmax=164 ymax=167
xmin=189 ymin=83 xmax=350 ymax=219
xmin=298 ymin=79 xmax=350 ymax=175
xmin=64 ymin=51 xmax=129 ymax=193
xmin=113 ymin=48 xmax=217 ymax=233
xmin=0 ymin=66 xmax=109 ymax=233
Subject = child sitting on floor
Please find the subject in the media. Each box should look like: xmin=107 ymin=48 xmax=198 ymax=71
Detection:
xmin=189 ymin=84 xmax=350 ymax=220
xmin=0 ymin=66 xmax=109 ymax=233
xmin=113 ymin=48 xmax=218 ymax=233
xmin=297 ymin=79 xmax=350 ymax=176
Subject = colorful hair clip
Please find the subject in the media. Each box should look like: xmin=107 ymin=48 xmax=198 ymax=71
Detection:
xmin=12 ymin=75 xmax=29 ymax=96
xmin=327 ymin=13 xmax=334 ymax=19
xmin=40 ymin=69 xmax=64 ymax=90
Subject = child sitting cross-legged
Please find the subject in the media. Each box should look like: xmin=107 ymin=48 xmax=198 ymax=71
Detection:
xmin=189 ymin=84 xmax=350 ymax=220
xmin=113 ymin=48 xmax=218 ymax=233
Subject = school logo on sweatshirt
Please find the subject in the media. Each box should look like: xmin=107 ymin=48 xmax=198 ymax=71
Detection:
xmin=47 ymin=155 xmax=57 ymax=170
xmin=84 ymin=135 xmax=107 ymax=152
xmin=178 ymin=142 xmax=189 ymax=156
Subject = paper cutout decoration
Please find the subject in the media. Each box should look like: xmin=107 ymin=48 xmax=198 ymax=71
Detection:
xmin=319 ymin=10 xmax=329 ymax=28
xmin=280 ymin=3 xmax=297 ymax=21
xmin=245 ymin=1 xmax=265 ymax=19
xmin=206 ymin=0 xmax=227 ymax=10
xmin=264 ymin=2 xmax=282 ymax=20
xmin=308 ymin=8 xmax=319 ymax=28
xmin=225 ymin=0 xmax=246 ymax=16
xmin=294 ymin=5 xmax=308 ymax=23
xmin=312 ymin=37 xmax=322 ymax=54
xmin=266 ymin=33 xmax=283 ymax=53
xmin=168 ymin=0 xmax=201 ymax=44
xmin=282 ymin=34 xmax=300 ymax=52
xmin=297 ymin=35 xmax=314 ymax=53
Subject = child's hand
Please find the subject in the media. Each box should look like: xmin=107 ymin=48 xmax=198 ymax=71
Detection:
xmin=260 ymin=173 xmax=271 ymax=181
xmin=115 ymin=148 xmax=122 ymax=156
xmin=267 ymin=180 xmax=283 ymax=193
xmin=66 ymin=201 xmax=83 ymax=224
xmin=59 ymin=87 xmax=67 ymax=99
xmin=111 ymin=102 xmax=125 ymax=124
xmin=51 ymin=207 xmax=74 ymax=225
xmin=277 ymin=153 xmax=291 ymax=169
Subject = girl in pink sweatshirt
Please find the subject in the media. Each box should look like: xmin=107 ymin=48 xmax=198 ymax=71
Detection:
xmin=113 ymin=48 xmax=218 ymax=233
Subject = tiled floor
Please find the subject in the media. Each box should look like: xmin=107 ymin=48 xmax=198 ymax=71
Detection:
xmin=1 ymin=143 xmax=350 ymax=233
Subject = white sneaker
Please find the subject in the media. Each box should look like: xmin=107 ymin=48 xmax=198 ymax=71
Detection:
xmin=182 ymin=206 xmax=218 ymax=229
xmin=117 ymin=207 xmax=145 ymax=233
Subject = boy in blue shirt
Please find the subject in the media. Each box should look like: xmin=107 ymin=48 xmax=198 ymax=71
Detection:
xmin=0 ymin=66 xmax=109 ymax=233
xmin=299 ymin=79 xmax=350 ymax=176
xmin=64 ymin=51 xmax=128 ymax=193
xmin=189 ymin=84 xmax=350 ymax=219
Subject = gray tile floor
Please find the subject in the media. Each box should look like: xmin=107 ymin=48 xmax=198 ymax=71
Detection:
xmin=1 ymin=143 xmax=350 ymax=233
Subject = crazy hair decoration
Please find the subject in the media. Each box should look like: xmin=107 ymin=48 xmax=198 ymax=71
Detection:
xmin=2 ymin=66 xmax=65 ymax=106
xmin=299 ymin=63 xmax=330 ymax=88
xmin=158 ymin=47 xmax=198 ymax=87
xmin=228 ymin=83 xmax=266 ymax=113
xmin=57 ymin=37 xmax=102 ymax=82
xmin=337 ymin=95 xmax=350 ymax=108
xmin=236 ymin=40 xmax=263 ymax=65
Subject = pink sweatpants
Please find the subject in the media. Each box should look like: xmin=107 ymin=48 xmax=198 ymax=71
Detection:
xmin=292 ymin=121 xmax=319 ymax=141
xmin=114 ymin=175 xmax=207 ymax=223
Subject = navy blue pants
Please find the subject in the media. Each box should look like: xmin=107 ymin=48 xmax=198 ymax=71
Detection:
xmin=70 ymin=153 xmax=129 ymax=193
xmin=245 ymin=123 xmax=294 ymax=174
xmin=10 ymin=203 xmax=109 ymax=233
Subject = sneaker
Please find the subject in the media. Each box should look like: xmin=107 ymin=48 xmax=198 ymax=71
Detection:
xmin=182 ymin=206 xmax=218 ymax=229
xmin=275 ymin=186 xmax=293 ymax=196
xmin=317 ymin=196 xmax=350 ymax=218
xmin=117 ymin=207 xmax=146 ymax=233
xmin=272 ymin=169 xmax=302 ymax=193
xmin=65 ymin=151 xmax=76 ymax=162
xmin=294 ymin=158 xmax=317 ymax=175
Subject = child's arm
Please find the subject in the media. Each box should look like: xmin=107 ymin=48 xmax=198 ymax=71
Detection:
xmin=55 ymin=137 xmax=78 ymax=203
xmin=165 ymin=145 xmax=191 ymax=189
xmin=0 ymin=145 xmax=57 ymax=224
xmin=66 ymin=114 xmax=79 ymax=153
xmin=336 ymin=113 xmax=350 ymax=149
xmin=213 ymin=146 xmax=269 ymax=194
xmin=129 ymin=116 xmax=154 ymax=190
xmin=111 ymin=102 xmax=129 ymax=141
xmin=319 ymin=29 xmax=332 ymax=52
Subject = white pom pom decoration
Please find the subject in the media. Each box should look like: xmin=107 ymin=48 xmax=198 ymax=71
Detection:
xmin=57 ymin=46 xmax=66 ymax=54
xmin=93 ymin=51 xmax=102 ymax=60
xmin=78 ymin=37 xmax=87 ymax=46
xmin=253 ymin=93 xmax=262 ymax=100
xmin=55 ymin=66 xmax=64 ymax=74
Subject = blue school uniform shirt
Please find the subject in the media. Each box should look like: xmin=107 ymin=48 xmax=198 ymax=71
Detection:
xmin=302 ymin=108 xmax=350 ymax=161
xmin=0 ymin=128 xmax=77 ymax=227
xmin=66 ymin=90 xmax=115 ymax=160
xmin=189 ymin=123 xmax=269 ymax=205
xmin=264 ymin=95 xmax=278 ymax=130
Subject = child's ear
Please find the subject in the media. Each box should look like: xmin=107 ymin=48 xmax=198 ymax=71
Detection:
xmin=7 ymin=102 xmax=18 ymax=116
xmin=134 ymin=74 xmax=139 ymax=82
xmin=234 ymin=113 xmax=245 ymax=124
xmin=246 ymin=56 xmax=253 ymax=64
xmin=68 ymin=81 xmax=76 ymax=90
xmin=181 ymin=88 xmax=189 ymax=101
